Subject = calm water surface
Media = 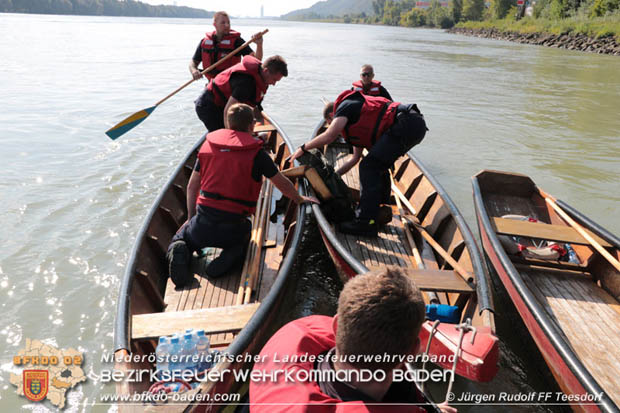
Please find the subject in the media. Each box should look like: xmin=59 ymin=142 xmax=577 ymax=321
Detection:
xmin=0 ymin=13 xmax=618 ymax=412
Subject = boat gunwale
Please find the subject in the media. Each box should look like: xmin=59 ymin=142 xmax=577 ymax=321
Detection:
xmin=113 ymin=114 xmax=307 ymax=357
xmin=471 ymin=169 xmax=619 ymax=413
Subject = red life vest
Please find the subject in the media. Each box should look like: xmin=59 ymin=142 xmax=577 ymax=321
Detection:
xmin=249 ymin=315 xmax=429 ymax=413
xmin=352 ymin=80 xmax=382 ymax=96
xmin=333 ymin=90 xmax=400 ymax=149
xmin=201 ymin=30 xmax=242 ymax=79
xmin=207 ymin=55 xmax=268 ymax=108
xmin=196 ymin=129 xmax=264 ymax=215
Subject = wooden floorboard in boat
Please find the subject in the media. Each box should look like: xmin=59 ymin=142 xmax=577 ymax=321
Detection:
xmin=521 ymin=268 xmax=620 ymax=405
xmin=327 ymin=146 xmax=413 ymax=271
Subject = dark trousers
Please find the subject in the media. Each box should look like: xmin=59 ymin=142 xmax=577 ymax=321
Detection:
xmin=170 ymin=212 xmax=251 ymax=270
xmin=358 ymin=108 xmax=427 ymax=220
xmin=195 ymin=100 xmax=225 ymax=132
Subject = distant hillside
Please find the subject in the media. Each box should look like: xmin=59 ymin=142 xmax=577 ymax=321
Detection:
xmin=0 ymin=0 xmax=213 ymax=18
xmin=282 ymin=0 xmax=374 ymax=19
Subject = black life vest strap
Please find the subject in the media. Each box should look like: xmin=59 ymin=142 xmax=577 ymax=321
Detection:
xmin=370 ymin=103 xmax=390 ymax=146
xmin=200 ymin=190 xmax=256 ymax=208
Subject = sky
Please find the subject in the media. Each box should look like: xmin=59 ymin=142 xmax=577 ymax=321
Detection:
xmin=140 ymin=0 xmax=320 ymax=17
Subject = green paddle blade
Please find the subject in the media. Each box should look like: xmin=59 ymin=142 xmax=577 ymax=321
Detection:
xmin=106 ymin=106 xmax=156 ymax=140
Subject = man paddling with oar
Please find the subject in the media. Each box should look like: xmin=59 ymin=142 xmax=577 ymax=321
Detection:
xmin=167 ymin=104 xmax=318 ymax=287
xmin=189 ymin=11 xmax=264 ymax=81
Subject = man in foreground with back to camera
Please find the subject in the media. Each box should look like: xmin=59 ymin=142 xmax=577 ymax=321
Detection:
xmin=289 ymin=90 xmax=427 ymax=237
xmin=166 ymin=103 xmax=317 ymax=287
xmin=250 ymin=266 xmax=456 ymax=412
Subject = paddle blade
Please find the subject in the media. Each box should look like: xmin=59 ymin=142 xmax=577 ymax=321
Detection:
xmin=106 ymin=106 xmax=156 ymax=140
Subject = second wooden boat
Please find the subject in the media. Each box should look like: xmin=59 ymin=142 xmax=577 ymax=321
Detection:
xmin=472 ymin=169 xmax=620 ymax=413
xmin=307 ymin=120 xmax=498 ymax=384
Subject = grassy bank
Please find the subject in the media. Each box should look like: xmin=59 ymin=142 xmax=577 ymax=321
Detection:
xmin=456 ymin=14 xmax=620 ymax=40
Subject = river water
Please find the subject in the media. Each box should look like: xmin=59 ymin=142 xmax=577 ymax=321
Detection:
xmin=0 ymin=13 xmax=618 ymax=412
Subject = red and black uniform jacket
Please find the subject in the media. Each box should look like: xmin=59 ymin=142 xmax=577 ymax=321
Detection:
xmin=207 ymin=55 xmax=267 ymax=108
xmin=250 ymin=315 xmax=431 ymax=413
xmin=197 ymin=129 xmax=263 ymax=216
xmin=334 ymin=90 xmax=400 ymax=149
xmin=352 ymin=80 xmax=382 ymax=96
xmin=201 ymin=30 xmax=242 ymax=79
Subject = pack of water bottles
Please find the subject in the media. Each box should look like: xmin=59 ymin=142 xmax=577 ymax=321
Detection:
xmin=155 ymin=329 xmax=213 ymax=378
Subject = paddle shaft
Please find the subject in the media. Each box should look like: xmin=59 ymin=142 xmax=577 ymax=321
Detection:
xmin=155 ymin=29 xmax=268 ymax=107
xmin=545 ymin=196 xmax=620 ymax=272
xmin=391 ymin=182 xmax=474 ymax=283
xmin=391 ymin=175 xmax=440 ymax=304
xmin=236 ymin=182 xmax=268 ymax=305
xmin=245 ymin=181 xmax=273 ymax=304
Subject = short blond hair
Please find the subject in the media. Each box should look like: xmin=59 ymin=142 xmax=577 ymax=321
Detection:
xmin=227 ymin=103 xmax=254 ymax=131
xmin=213 ymin=11 xmax=229 ymax=22
xmin=336 ymin=267 xmax=425 ymax=371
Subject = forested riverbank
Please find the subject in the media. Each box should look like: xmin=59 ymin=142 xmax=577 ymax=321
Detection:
xmin=286 ymin=0 xmax=619 ymax=53
xmin=0 ymin=0 xmax=212 ymax=18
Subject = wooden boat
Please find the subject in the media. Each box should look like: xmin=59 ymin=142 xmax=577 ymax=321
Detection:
xmin=472 ymin=170 xmax=620 ymax=413
xmin=113 ymin=115 xmax=307 ymax=412
xmin=307 ymin=120 xmax=498 ymax=383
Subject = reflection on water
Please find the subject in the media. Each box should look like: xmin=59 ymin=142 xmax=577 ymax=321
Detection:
xmin=0 ymin=13 xmax=617 ymax=411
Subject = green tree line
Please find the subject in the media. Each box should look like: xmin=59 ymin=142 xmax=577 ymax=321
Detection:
xmin=0 ymin=0 xmax=213 ymax=18
xmin=292 ymin=0 xmax=618 ymax=30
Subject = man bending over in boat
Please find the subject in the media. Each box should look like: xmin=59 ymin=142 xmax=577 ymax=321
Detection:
xmin=189 ymin=11 xmax=264 ymax=81
xmin=194 ymin=55 xmax=287 ymax=132
xmin=250 ymin=266 xmax=456 ymax=413
xmin=351 ymin=64 xmax=392 ymax=100
xmin=167 ymin=103 xmax=318 ymax=287
xmin=289 ymin=90 xmax=427 ymax=237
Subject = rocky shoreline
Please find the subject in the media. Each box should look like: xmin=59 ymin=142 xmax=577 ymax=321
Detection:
xmin=448 ymin=27 xmax=620 ymax=55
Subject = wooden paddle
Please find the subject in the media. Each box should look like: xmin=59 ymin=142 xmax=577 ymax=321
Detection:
xmin=105 ymin=29 xmax=268 ymax=140
xmin=236 ymin=182 xmax=268 ymax=305
xmin=391 ymin=182 xmax=474 ymax=283
xmin=544 ymin=195 xmax=620 ymax=272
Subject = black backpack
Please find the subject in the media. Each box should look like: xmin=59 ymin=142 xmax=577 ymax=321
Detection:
xmin=298 ymin=149 xmax=356 ymax=223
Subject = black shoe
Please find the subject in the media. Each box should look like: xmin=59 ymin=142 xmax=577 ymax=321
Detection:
xmin=205 ymin=243 xmax=246 ymax=278
xmin=168 ymin=240 xmax=191 ymax=287
xmin=339 ymin=218 xmax=378 ymax=237
xmin=376 ymin=205 xmax=393 ymax=226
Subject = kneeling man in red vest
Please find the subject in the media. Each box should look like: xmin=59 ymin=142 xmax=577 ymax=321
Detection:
xmin=250 ymin=267 xmax=457 ymax=413
xmin=167 ymin=103 xmax=318 ymax=287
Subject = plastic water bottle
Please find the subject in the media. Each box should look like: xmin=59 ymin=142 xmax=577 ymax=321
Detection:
xmin=169 ymin=336 xmax=183 ymax=372
xmin=195 ymin=330 xmax=211 ymax=372
xmin=425 ymin=304 xmax=460 ymax=323
xmin=182 ymin=332 xmax=197 ymax=373
xmin=155 ymin=336 xmax=170 ymax=374
xmin=564 ymin=244 xmax=580 ymax=264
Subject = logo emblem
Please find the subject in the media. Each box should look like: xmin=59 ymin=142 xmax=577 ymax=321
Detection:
xmin=23 ymin=370 xmax=48 ymax=402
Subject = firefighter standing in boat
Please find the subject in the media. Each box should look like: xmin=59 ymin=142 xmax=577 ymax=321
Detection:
xmin=351 ymin=64 xmax=393 ymax=100
xmin=250 ymin=266 xmax=456 ymax=413
xmin=167 ymin=104 xmax=317 ymax=287
xmin=289 ymin=90 xmax=427 ymax=237
xmin=189 ymin=11 xmax=264 ymax=81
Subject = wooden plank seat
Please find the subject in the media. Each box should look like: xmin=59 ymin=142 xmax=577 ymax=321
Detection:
xmin=492 ymin=217 xmax=611 ymax=247
xmin=253 ymin=124 xmax=278 ymax=133
xmin=407 ymin=269 xmax=474 ymax=294
xmin=131 ymin=303 xmax=260 ymax=341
